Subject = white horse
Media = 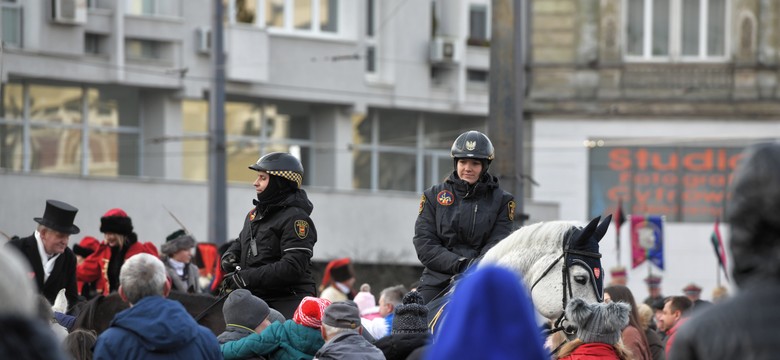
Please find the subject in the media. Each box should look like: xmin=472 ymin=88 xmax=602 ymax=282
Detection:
xmin=479 ymin=215 xmax=611 ymax=327
xmin=428 ymin=215 xmax=611 ymax=345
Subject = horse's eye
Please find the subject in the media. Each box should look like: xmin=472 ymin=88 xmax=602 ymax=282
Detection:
xmin=573 ymin=275 xmax=587 ymax=285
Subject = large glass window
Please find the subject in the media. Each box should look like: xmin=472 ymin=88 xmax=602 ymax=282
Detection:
xmin=1 ymin=83 xmax=141 ymax=176
xmin=181 ymin=99 xmax=314 ymax=185
xmin=625 ymin=0 xmax=727 ymax=61
xmin=352 ymin=108 xmax=485 ymax=193
xmin=231 ymin=0 xmax=339 ymax=35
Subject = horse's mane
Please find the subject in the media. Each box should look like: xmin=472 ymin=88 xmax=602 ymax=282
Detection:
xmin=480 ymin=221 xmax=574 ymax=289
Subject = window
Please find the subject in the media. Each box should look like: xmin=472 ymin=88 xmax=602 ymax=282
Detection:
xmin=365 ymin=0 xmax=378 ymax=76
xmin=125 ymin=39 xmax=171 ymax=64
xmin=625 ymin=0 xmax=727 ymax=61
xmin=85 ymin=33 xmax=106 ymax=55
xmin=352 ymin=109 xmax=485 ymax=192
xmin=467 ymin=69 xmax=489 ymax=84
xmin=0 ymin=83 xmax=141 ymax=176
xmin=468 ymin=4 xmax=489 ymax=46
xmin=126 ymin=0 xmax=179 ymax=17
xmin=181 ymin=99 xmax=314 ymax=184
xmin=255 ymin=0 xmax=339 ymax=34
xmin=1 ymin=1 xmax=22 ymax=47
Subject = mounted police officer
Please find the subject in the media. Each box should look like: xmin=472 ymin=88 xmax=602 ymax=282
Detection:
xmin=413 ymin=131 xmax=516 ymax=304
xmin=221 ymin=152 xmax=318 ymax=319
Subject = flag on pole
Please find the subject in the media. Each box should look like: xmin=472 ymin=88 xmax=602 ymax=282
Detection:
xmin=710 ymin=218 xmax=729 ymax=280
xmin=615 ymin=198 xmax=626 ymax=266
xmin=631 ymin=215 xmax=664 ymax=270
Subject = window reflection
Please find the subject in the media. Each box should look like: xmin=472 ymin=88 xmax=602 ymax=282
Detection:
xmin=294 ymin=0 xmax=312 ymax=30
xmin=30 ymin=85 xmax=83 ymax=124
xmin=319 ymin=0 xmax=337 ymax=32
xmin=0 ymin=123 xmax=22 ymax=170
xmin=4 ymin=83 xmax=140 ymax=176
xmin=379 ymin=153 xmax=415 ymax=191
xmin=182 ymin=99 xmax=312 ymax=185
xmin=266 ymin=0 xmax=285 ymax=27
xmin=30 ymin=126 xmax=81 ymax=175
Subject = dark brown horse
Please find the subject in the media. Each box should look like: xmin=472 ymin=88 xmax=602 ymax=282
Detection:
xmin=73 ymin=292 xmax=226 ymax=336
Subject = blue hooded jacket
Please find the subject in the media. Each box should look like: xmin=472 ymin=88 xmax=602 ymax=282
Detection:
xmin=94 ymin=295 xmax=221 ymax=360
xmin=426 ymin=265 xmax=547 ymax=360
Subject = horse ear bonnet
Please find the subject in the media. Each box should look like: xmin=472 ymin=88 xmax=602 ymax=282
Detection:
xmin=565 ymin=298 xmax=629 ymax=345
xmin=566 ymin=215 xmax=611 ymax=301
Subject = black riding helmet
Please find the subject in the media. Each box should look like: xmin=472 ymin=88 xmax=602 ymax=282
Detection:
xmin=450 ymin=130 xmax=495 ymax=176
xmin=249 ymin=152 xmax=304 ymax=188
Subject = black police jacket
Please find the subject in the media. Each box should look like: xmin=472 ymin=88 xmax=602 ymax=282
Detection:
xmin=413 ymin=172 xmax=515 ymax=288
xmin=224 ymin=189 xmax=317 ymax=300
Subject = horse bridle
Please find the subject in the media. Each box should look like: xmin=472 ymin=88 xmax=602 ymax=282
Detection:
xmin=529 ymin=231 xmax=602 ymax=339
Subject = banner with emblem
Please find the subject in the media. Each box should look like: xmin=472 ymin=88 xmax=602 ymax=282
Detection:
xmin=630 ymin=215 xmax=664 ymax=270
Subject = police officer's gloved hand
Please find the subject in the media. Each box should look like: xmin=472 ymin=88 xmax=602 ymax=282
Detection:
xmin=456 ymin=257 xmax=473 ymax=274
xmin=221 ymin=253 xmax=238 ymax=273
xmin=228 ymin=270 xmax=247 ymax=289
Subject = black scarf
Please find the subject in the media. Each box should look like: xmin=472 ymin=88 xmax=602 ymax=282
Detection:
xmin=254 ymin=176 xmax=297 ymax=215
xmin=107 ymin=233 xmax=136 ymax=292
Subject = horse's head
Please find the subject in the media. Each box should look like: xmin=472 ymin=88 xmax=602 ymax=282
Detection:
xmin=479 ymin=215 xmax=611 ymax=322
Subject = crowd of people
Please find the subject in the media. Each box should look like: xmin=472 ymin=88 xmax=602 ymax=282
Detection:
xmin=1 ymin=136 xmax=778 ymax=360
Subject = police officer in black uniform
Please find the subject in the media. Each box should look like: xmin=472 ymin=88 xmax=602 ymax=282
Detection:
xmin=413 ymin=131 xmax=516 ymax=304
xmin=221 ymin=152 xmax=318 ymax=319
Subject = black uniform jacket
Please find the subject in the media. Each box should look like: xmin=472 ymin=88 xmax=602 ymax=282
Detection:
xmin=7 ymin=234 xmax=79 ymax=309
xmin=413 ymin=172 xmax=515 ymax=289
xmin=224 ymin=189 xmax=317 ymax=301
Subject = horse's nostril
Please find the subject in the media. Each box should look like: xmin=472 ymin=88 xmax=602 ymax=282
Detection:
xmin=574 ymin=275 xmax=587 ymax=285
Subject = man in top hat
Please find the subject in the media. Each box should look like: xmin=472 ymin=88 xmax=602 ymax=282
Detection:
xmin=6 ymin=200 xmax=81 ymax=309
xmin=643 ymin=274 xmax=664 ymax=307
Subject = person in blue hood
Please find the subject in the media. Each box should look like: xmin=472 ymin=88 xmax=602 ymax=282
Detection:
xmin=93 ymin=253 xmax=221 ymax=360
xmin=426 ymin=265 xmax=547 ymax=360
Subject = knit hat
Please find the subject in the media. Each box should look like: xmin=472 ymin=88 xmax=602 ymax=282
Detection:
xmin=353 ymin=284 xmax=376 ymax=315
xmin=99 ymin=208 xmax=133 ymax=236
xmin=566 ymin=298 xmax=629 ymax=345
xmin=268 ymin=308 xmax=285 ymax=324
xmin=321 ymin=258 xmax=354 ymax=288
xmin=160 ymin=230 xmax=196 ymax=256
xmin=222 ymin=289 xmax=270 ymax=330
xmin=322 ymin=301 xmax=361 ymax=330
xmin=73 ymin=236 xmax=100 ymax=258
xmin=391 ymin=291 xmax=428 ymax=334
xmin=293 ymin=296 xmax=331 ymax=329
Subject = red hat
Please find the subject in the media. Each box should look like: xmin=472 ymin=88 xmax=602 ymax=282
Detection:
xmin=321 ymin=258 xmax=354 ymax=287
xmin=293 ymin=296 xmax=331 ymax=329
xmin=682 ymin=283 xmax=702 ymax=296
xmin=100 ymin=208 xmax=134 ymax=236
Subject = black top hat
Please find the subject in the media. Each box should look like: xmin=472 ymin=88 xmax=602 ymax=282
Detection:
xmin=34 ymin=200 xmax=80 ymax=235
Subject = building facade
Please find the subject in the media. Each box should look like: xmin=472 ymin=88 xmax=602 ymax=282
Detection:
xmin=0 ymin=0 xmax=557 ymax=266
xmin=528 ymin=0 xmax=779 ymax=300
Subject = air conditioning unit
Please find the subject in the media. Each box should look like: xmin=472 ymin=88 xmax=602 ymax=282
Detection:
xmin=195 ymin=26 xmax=211 ymax=54
xmin=429 ymin=37 xmax=459 ymax=65
xmin=52 ymin=0 xmax=87 ymax=25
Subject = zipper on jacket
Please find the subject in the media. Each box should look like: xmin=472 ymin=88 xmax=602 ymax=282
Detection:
xmin=469 ymin=204 xmax=478 ymax=238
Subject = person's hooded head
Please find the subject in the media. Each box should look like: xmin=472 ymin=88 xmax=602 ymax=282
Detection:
xmin=727 ymin=142 xmax=780 ymax=285
xmin=426 ymin=265 xmax=547 ymax=360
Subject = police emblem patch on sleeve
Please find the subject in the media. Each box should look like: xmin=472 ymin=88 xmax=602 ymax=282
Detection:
xmin=507 ymin=200 xmax=516 ymax=221
xmin=418 ymin=195 xmax=426 ymax=215
xmin=294 ymin=220 xmax=309 ymax=239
